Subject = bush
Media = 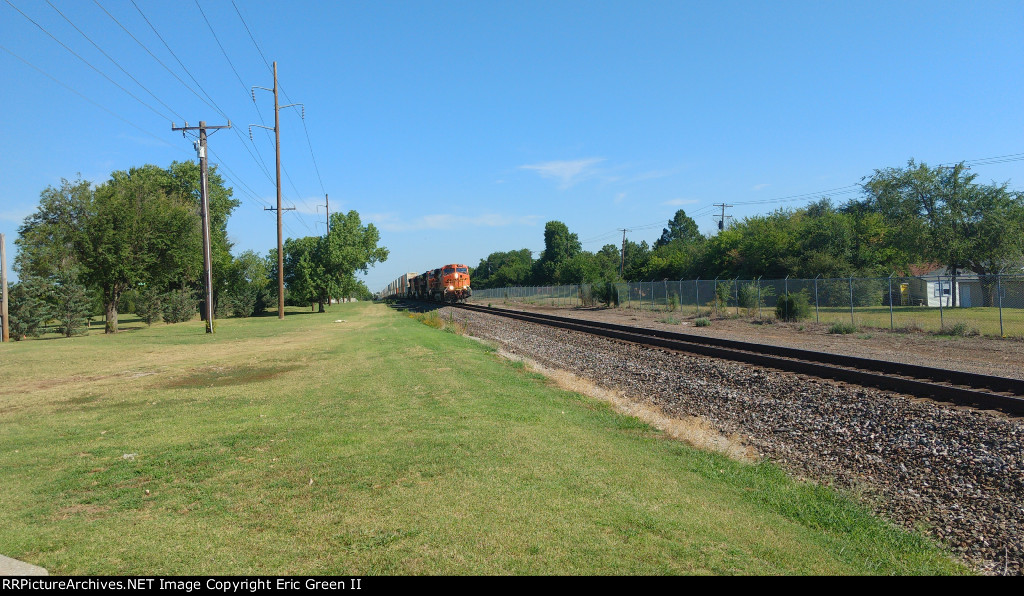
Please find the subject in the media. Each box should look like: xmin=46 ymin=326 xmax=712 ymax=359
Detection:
xmin=695 ymin=317 xmax=711 ymax=327
xmin=162 ymin=288 xmax=198 ymax=324
xmin=50 ymin=270 xmax=91 ymax=337
xmin=591 ymin=282 xmax=618 ymax=307
xmin=775 ymin=293 xmax=811 ymax=321
xmin=938 ymin=321 xmax=978 ymax=337
xmin=738 ymin=282 xmax=773 ymax=317
xmin=7 ymin=277 xmax=50 ymax=340
xmin=828 ymin=321 xmax=858 ymax=335
xmin=135 ymin=285 xmax=163 ymax=325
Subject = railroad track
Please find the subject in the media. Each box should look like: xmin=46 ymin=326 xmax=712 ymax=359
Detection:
xmin=428 ymin=301 xmax=1024 ymax=416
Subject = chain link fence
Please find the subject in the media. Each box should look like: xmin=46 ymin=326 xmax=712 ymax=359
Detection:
xmin=470 ymin=274 xmax=1024 ymax=338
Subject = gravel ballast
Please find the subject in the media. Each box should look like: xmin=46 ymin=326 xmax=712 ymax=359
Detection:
xmin=438 ymin=305 xmax=1024 ymax=575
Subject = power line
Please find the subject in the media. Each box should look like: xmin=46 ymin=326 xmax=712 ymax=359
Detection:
xmin=193 ymin=0 xmax=278 ymax=188
xmin=5 ymin=0 xmax=174 ymax=123
xmin=128 ymin=0 xmax=229 ymax=121
xmin=231 ymin=0 xmax=327 ymax=199
xmin=0 ymin=44 xmax=186 ymax=153
xmin=44 ymin=0 xmax=185 ymax=122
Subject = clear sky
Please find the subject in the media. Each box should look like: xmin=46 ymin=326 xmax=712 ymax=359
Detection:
xmin=2 ymin=0 xmax=1022 ymax=292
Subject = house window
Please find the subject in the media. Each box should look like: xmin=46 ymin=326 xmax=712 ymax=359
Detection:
xmin=933 ymin=280 xmax=950 ymax=297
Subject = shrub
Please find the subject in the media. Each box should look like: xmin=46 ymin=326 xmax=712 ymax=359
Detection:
xmin=163 ymin=288 xmax=198 ymax=324
xmin=828 ymin=321 xmax=858 ymax=335
xmin=938 ymin=321 xmax=978 ymax=337
xmin=7 ymin=277 xmax=50 ymax=340
xmin=135 ymin=285 xmax=163 ymax=325
xmin=695 ymin=317 xmax=711 ymax=327
xmin=50 ymin=270 xmax=91 ymax=337
xmin=738 ymin=282 xmax=773 ymax=317
xmin=775 ymin=293 xmax=811 ymax=321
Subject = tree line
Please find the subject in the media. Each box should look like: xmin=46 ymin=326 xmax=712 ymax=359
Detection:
xmin=471 ymin=160 xmax=1024 ymax=307
xmin=7 ymin=162 xmax=386 ymax=340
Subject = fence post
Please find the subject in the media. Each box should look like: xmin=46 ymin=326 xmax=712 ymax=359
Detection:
xmin=888 ymin=273 xmax=894 ymax=331
xmin=695 ymin=278 xmax=700 ymax=317
xmin=756 ymin=276 xmax=762 ymax=320
xmin=814 ymin=274 xmax=820 ymax=323
xmin=997 ymin=274 xmax=1004 ymax=337
xmin=784 ymin=275 xmax=790 ymax=321
xmin=734 ymin=277 xmax=739 ymax=317
xmin=938 ymin=276 xmax=944 ymax=329
xmin=849 ymin=276 xmax=855 ymax=325
xmin=714 ymin=276 xmax=720 ymax=317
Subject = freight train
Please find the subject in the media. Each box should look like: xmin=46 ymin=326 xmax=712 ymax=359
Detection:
xmin=382 ymin=264 xmax=472 ymax=302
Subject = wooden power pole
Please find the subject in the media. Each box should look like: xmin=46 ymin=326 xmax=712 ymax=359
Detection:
xmin=252 ymin=62 xmax=303 ymax=320
xmin=1 ymin=233 xmax=9 ymax=342
xmin=173 ymin=120 xmax=231 ymax=333
xmin=618 ymin=228 xmax=630 ymax=278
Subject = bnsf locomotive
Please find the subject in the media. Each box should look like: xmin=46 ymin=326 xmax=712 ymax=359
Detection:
xmin=384 ymin=264 xmax=472 ymax=302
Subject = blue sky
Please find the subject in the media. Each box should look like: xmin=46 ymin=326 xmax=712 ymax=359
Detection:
xmin=2 ymin=1 xmax=1022 ymax=292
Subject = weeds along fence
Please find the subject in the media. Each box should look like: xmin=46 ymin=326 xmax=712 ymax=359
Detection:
xmin=469 ymin=274 xmax=1024 ymax=338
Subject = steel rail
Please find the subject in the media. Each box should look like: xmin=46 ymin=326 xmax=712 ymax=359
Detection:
xmin=441 ymin=301 xmax=1024 ymax=416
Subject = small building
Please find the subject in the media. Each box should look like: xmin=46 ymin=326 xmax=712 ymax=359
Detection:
xmin=906 ymin=265 xmax=983 ymax=307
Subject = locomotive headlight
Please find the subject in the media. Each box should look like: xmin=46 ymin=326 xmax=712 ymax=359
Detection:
xmin=449 ymin=285 xmax=455 ymax=290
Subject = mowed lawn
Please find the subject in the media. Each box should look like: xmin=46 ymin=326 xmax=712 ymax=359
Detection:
xmin=0 ymin=303 xmax=965 ymax=575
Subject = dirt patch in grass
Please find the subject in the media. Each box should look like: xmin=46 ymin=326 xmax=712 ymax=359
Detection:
xmin=162 ymin=364 xmax=302 ymax=389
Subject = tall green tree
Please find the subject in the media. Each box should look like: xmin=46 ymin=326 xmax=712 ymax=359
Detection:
xmin=534 ymin=221 xmax=581 ymax=283
xmin=654 ymin=209 xmax=702 ymax=248
xmin=284 ymin=211 xmax=389 ymax=312
xmin=83 ymin=165 xmax=201 ymax=333
xmin=863 ymin=159 xmax=1024 ymax=304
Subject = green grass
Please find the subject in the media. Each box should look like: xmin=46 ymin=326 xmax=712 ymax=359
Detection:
xmin=0 ymin=304 xmax=967 ymax=574
xmin=828 ymin=322 xmax=859 ymax=335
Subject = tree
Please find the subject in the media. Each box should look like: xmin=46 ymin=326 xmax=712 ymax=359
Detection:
xmin=83 ymin=165 xmax=201 ymax=333
xmin=863 ymin=159 xmax=1024 ymax=305
xmin=223 ymin=250 xmax=271 ymax=317
xmin=15 ymin=177 xmax=91 ymax=282
xmin=533 ymin=221 xmax=581 ymax=283
xmin=284 ymin=211 xmax=389 ymax=313
xmin=654 ymin=209 xmax=702 ymax=248
xmin=473 ymin=249 xmax=533 ymax=289
xmin=165 ymin=161 xmax=239 ymax=313
xmin=6 ymin=276 xmax=50 ymax=340
xmin=50 ymin=267 xmax=91 ymax=337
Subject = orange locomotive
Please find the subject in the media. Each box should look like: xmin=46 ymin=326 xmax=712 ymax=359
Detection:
xmin=399 ymin=264 xmax=472 ymax=302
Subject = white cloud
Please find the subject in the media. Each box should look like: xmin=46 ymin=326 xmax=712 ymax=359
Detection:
xmin=752 ymin=183 xmax=770 ymax=191
xmin=519 ymin=158 xmax=605 ymax=189
xmin=661 ymin=198 xmax=699 ymax=206
xmin=614 ymin=192 xmax=627 ymax=204
xmin=367 ymin=212 xmax=542 ymax=232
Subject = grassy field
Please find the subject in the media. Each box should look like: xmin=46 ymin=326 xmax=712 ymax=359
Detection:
xmin=0 ymin=303 xmax=967 ymax=574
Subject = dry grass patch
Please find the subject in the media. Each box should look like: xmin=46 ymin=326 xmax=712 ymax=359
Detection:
xmin=491 ymin=347 xmax=760 ymax=463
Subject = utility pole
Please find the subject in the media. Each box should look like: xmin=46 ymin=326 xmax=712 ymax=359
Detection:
xmin=1 ymin=233 xmax=8 ymax=342
xmin=618 ymin=228 xmax=631 ymax=278
xmin=172 ymin=120 xmax=231 ymax=333
xmin=324 ymin=193 xmax=329 ymax=233
xmin=252 ymin=61 xmax=304 ymax=320
xmin=714 ymin=203 xmax=733 ymax=231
